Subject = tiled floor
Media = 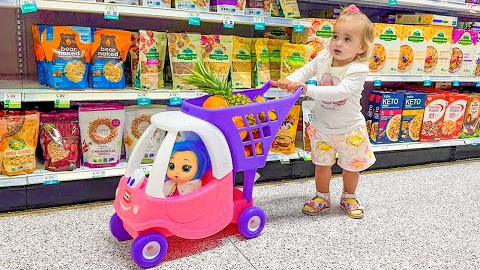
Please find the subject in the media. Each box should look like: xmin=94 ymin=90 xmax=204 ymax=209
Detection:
xmin=1 ymin=160 xmax=479 ymax=270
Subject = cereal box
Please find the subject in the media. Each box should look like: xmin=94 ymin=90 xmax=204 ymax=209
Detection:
xmin=398 ymin=92 xmax=427 ymax=142
xmin=395 ymin=14 xmax=458 ymax=27
xmin=460 ymin=94 xmax=480 ymax=138
xmin=450 ymin=29 xmax=478 ymax=76
xmin=441 ymin=93 xmax=468 ymax=140
xmin=175 ymin=0 xmax=209 ymax=11
xmin=420 ymin=93 xmax=448 ymax=142
xmin=302 ymin=101 xmax=315 ymax=151
xmin=472 ymin=35 xmax=480 ymax=76
xmin=370 ymin=23 xmax=403 ymax=74
xmin=307 ymin=19 xmax=335 ymax=60
xmin=366 ymin=91 xmax=377 ymax=138
xmin=398 ymin=25 xmax=428 ymax=75
xmin=424 ymin=26 xmax=453 ymax=75
xmin=370 ymin=91 xmax=405 ymax=144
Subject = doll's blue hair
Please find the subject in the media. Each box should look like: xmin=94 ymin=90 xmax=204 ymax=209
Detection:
xmin=171 ymin=140 xmax=211 ymax=180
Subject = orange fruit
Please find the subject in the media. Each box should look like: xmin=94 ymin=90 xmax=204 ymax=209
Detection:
xmin=202 ymin=95 xmax=228 ymax=109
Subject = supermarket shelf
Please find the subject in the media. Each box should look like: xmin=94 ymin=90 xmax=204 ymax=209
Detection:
xmin=366 ymin=75 xmax=479 ymax=83
xmin=0 ymin=138 xmax=478 ymax=187
xmin=22 ymin=88 xmax=206 ymax=102
xmin=33 ymin=0 xmax=309 ymax=27
xmin=27 ymin=161 xmax=152 ymax=185
xmin=299 ymin=0 xmax=480 ymax=16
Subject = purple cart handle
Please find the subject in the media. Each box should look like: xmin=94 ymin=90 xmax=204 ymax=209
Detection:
xmin=242 ymin=85 xmax=304 ymax=204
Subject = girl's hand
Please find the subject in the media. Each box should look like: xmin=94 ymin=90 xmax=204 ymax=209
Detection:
xmin=277 ymin=78 xmax=292 ymax=90
xmin=286 ymin=82 xmax=308 ymax=94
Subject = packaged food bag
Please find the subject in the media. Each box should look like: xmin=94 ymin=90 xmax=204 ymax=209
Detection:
xmin=168 ymin=33 xmax=202 ymax=90
xmin=271 ymin=105 xmax=301 ymax=154
xmin=232 ymin=36 xmax=252 ymax=89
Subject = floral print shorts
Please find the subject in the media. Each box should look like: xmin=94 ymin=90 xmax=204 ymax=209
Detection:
xmin=307 ymin=126 xmax=376 ymax=172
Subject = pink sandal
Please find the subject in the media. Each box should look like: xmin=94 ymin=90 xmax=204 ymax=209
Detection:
xmin=302 ymin=192 xmax=331 ymax=216
xmin=340 ymin=193 xmax=364 ymax=219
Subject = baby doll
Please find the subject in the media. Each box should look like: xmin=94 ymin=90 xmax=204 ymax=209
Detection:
xmin=163 ymin=140 xmax=211 ymax=197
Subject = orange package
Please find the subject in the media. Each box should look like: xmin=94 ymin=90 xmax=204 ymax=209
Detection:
xmin=420 ymin=93 xmax=448 ymax=142
xmin=89 ymin=28 xmax=131 ymax=89
xmin=0 ymin=111 xmax=40 ymax=176
xmin=441 ymin=93 xmax=468 ymax=140
xmin=41 ymin=25 xmax=92 ymax=89
xmin=271 ymin=105 xmax=301 ymax=154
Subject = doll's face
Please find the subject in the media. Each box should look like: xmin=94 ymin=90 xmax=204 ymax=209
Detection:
xmin=167 ymin=151 xmax=198 ymax=183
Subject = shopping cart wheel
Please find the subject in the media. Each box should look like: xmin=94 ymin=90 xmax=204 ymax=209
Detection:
xmin=109 ymin=213 xmax=132 ymax=241
xmin=238 ymin=206 xmax=266 ymax=239
xmin=131 ymin=233 xmax=168 ymax=268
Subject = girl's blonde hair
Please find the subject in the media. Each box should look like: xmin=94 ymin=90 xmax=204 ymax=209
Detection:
xmin=336 ymin=5 xmax=374 ymax=63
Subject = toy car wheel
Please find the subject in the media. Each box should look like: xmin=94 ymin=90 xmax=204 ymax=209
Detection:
xmin=109 ymin=213 xmax=132 ymax=241
xmin=131 ymin=233 xmax=168 ymax=268
xmin=238 ymin=206 xmax=266 ymax=239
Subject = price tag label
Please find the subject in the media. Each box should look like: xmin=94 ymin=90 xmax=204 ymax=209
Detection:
xmin=388 ymin=0 xmax=398 ymax=6
xmin=140 ymin=166 xmax=151 ymax=175
xmin=54 ymin=93 xmax=70 ymax=108
xmin=278 ymin=154 xmax=290 ymax=164
xmin=195 ymin=92 xmax=204 ymax=97
xmin=137 ymin=92 xmax=151 ymax=106
xmin=43 ymin=174 xmax=59 ymax=185
xmin=104 ymin=5 xmax=119 ymax=20
xmin=92 ymin=170 xmax=106 ymax=178
xmin=254 ymin=17 xmax=266 ymax=31
xmin=467 ymin=3 xmax=477 ymax=13
xmin=169 ymin=93 xmax=182 ymax=106
xmin=188 ymin=12 xmax=201 ymax=26
xmin=476 ymin=81 xmax=480 ymax=87
xmin=293 ymin=20 xmax=305 ymax=33
xmin=452 ymin=80 xmax=461 ymax=87
xmin=373 ymin=79 xmax=382 ymax=87
xmin=297 ymin=150 xmax=311 ymax=161
xmin=20 ymin=0 xmax=38 ymax=13
xmin=423 ymin=80 xmax=432 ymax=87
xmin=223 ymin=15 xmax=234 ymax=29
xmin=4 ymin=92 xmax=21 ymax=109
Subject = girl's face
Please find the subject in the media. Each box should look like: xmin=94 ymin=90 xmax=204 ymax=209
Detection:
xmin=329 ymin=19 xmax=366 ymax=67
xmin=167 ymin=151 xmax=198 ymax=183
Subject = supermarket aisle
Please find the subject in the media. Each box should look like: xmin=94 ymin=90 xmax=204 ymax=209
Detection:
xmin=1 ymin=160 xmax=479 ymax=270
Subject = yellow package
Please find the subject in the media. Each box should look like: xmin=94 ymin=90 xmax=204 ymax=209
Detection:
xmin=255 ymin=38 xmax=271 ymax=86
xmin=271 ymin=105 xmax=301 ymax=154
xmin=135 ymin=30 xmax=168 ymax=90
xmin=168 ymin=33 xmax=202 ymax=90
xmin=201 ymin=35 xmax=233 ymax=79
xmin=250 ymin=38 xmax=259 ymax=86
xmin=278 ymin=0 xmax=300 ymax=18
xmin=232 ymin=36 xmax=252 ymax=89
xmin=268 ymin=39 xmax=288 ymax=81
xmin=1 ymin=111 xmax=40 ymax=176
xmin=280 ymin=43 xmax=313 ymax=79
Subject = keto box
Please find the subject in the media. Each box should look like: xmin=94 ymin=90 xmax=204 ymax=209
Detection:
xmin=420 ymin=93 xmax=448 ymax=142
xmin=398 ymin=92 xmax=427 ymax=142
xmin=370 ymin=23 xmax=403 ymax=74
xmin=370 ymin=91 xmax=405 ymax=144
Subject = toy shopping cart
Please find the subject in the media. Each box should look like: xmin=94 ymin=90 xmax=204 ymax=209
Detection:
xmin=110 ymin=81 xmax=302 ymax=268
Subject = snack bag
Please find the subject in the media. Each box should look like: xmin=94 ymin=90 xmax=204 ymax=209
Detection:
xmin=280 ymin=42 xmax=313 ymax=79
xmin=232 ymin=36 xmax=252 ymax=89
xmin=135 ymin=30 xmax=167 ymax=90
xmin=201 ymin=35 xmax=233 ymax=79
xmin=255 ymin=38 xmax=271 ymax=86
xmin=271 ymin=105 xmax=301 ymax=154
xmin=168 ymin=33 xmax=202 ymax=90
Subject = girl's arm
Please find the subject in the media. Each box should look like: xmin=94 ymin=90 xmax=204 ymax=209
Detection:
xmin=305 ymin=64 xmax=369 ymax=102
xmin=285 ymin=51 xmax=328 ymax=83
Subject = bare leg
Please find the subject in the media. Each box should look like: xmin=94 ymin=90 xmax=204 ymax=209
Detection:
xmin=341 ymin=169 xmax=364 ymax=218
xmin=342 ymin=170 xmax=359 ymax=194
xmin=315 ymin=165 xmax=332 ymax=193
xmin=302 ymin=165 xmax=332 ymax=215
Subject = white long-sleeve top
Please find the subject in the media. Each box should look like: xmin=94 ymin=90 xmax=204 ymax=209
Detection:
xmin=286 ymin=50 xmax=368 ymax=135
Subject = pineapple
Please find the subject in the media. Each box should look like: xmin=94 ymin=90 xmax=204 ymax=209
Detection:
xmin=183 ymin=61 xmax=256 ymax=125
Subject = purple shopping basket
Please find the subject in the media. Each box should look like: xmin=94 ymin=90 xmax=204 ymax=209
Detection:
xmin=182 ymin=81 xmax=302 ymax=202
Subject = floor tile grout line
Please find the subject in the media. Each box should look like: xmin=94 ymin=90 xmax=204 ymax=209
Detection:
xmin=227 ymin=237 xmax=259 ymax=270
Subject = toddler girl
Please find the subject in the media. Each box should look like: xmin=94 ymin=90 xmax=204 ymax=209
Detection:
xmin=278 ymin=4 xmax=375 ymax=219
